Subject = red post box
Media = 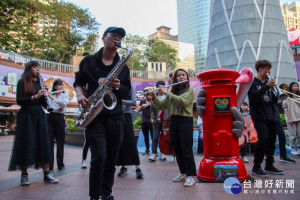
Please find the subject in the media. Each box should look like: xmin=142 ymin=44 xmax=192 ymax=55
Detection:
xmin=197 ymin=69 xmax=248 ymax=182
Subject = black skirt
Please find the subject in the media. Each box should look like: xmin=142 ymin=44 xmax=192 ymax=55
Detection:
xmin=8 ymin=105 xmax=51 ymax=171
xmin=116 ymin=113 xmax=140 ymax=166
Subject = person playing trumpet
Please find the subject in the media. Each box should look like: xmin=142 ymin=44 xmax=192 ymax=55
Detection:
xmin=248 ymin=60 xmax=284 ymax=178
xmin=47 ymin=79 xmax=69 ymax=170
xmin=282 ymin=82 xmax=300 ymax=155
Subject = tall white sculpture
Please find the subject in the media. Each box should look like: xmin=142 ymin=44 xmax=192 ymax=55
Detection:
xmin=205 ymin=0 xmax=297 ymax=84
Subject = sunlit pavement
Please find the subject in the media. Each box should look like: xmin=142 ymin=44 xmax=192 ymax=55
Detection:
xmin=0 ymin=135 xmax=299 ymax=200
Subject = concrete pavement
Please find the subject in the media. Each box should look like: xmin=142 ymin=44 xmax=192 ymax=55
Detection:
xmin=0 ymin=135 xmax=299 ymax=200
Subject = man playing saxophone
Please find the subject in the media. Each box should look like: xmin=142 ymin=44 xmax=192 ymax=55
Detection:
xmin=73 ymin=27 xmax=131 ymax=200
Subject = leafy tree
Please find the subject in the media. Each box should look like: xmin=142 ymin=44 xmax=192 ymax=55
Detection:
xmin=0 ymin=0 xmax=100 ymax=63
xmin=121 ymin=34 xmax=146 ymax=70
xmin=144 ymin=38 xmax=178 ymax=69
xmin=39 ymin=1 xmax=100 ymax=63
xmin=0 ymin=0 xmax=43 ymax=52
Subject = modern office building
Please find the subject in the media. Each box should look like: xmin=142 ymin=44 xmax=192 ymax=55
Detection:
xmin=177 ymin=0 xmax=210 ymax=72
xmin=205 ymin=0 xmax=297 ymax=84
xmin=148 ymin=26 xmax=195 ymax=72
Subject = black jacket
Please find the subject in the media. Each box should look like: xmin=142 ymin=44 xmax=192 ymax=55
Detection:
xmin=74 ymin=48 xmax=131 ymax=118
xmin=248 ymin=77 xmax=278 ymax=122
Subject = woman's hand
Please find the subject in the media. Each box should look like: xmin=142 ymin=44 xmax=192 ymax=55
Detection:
xmin=35 ymin=89 xmax=47 ymax=99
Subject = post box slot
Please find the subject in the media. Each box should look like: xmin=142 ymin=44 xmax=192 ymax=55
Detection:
xmin=209 ymin=80 xmax=232 ymax=85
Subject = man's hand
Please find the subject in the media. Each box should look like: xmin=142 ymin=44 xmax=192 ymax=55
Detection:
xmin=109 ymin=78 xmax=120 ymax=91
xmin=77 ymin=94 xmax=90 ymax=110
xmin=196 ymin=89 xmax=206 ymax=116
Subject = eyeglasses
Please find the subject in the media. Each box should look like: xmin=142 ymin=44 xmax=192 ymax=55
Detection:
xmin=32 ymin=65 xmax=40 ymax=68
xmin=109 ymin=33 xmax=123 ymax=40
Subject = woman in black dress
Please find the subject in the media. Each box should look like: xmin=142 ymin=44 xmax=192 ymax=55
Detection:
xmin=8 ymin=61 xmax=59 ymax=186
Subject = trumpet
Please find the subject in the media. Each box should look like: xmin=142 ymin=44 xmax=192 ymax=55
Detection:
xmin=141 ymin=80 xmax=188 ymax=95
xmin=266 ymin=73 xmax=287 ymax=101
xmin=281 ymin=89 xmax=300 ymax=104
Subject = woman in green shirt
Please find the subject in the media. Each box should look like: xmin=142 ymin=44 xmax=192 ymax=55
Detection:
xmin=150 ymin=68 xmax=196 ymax=187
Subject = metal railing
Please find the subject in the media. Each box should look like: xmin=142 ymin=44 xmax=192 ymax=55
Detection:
xmin=0 ymin=49 xmax=201 ymax=78
xmin=0 ymin=49 xmax=78 ymax=74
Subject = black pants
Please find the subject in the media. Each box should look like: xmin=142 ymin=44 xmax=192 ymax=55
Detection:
xmin=276 ymin=119 xmax=287 ymax=158
xmin=48 ymin=112 xmax=65 ymax=170
xmin=170 ymin=116 xmax=196 ymax=176
xmin=240 ymin=134 xmax=248 ymax=157
xmin=152 ymin=122 xmax=162 ymax=154
xmin=252 ymin=119 xmax=277 ymax=169
xmin=82 ymin=131 xmax=90 ymax=160
xmin=86 ymin=116 xmax=123 ymax=198
xmin=142 ymin=122 xmax=153 ymax=151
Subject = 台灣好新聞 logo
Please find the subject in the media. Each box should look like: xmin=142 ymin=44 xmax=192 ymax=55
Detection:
xmin=223 ymin=177 xmax=242 ymax=194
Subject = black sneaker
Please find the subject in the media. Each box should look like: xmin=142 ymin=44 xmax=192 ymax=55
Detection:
xmin=136 ymin=168 xmax=143 ymax=179
xmin=20 ymin=173 xmax=30 ymax=186
xmin=142 ymin=150 xmax=150 ymax=155
xmin=279 ymin=157 xmax=296 ymax=164
xmin=251 ymin=167 xmax=268 ymax=178
xmin=265 ymin=166 xmax=284 ymax=175
xmin=117 ymin=167 xmax=128 ymax=177
xmin=101 ymin=195 xmax=114 ymax=200
xmin=44 ymin=172 xmax=59 ymax=183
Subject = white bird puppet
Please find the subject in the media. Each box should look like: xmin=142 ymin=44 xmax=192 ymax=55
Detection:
xmin=235 ymin=67 xmax=254 ymax=108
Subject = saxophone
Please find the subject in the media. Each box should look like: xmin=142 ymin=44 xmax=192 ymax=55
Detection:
xmin=75 ymin=43 xmax=132 ymax=130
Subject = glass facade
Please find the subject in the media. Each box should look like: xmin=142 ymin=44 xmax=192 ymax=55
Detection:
xmin=177 ymin=0 xmax=210 ymax=72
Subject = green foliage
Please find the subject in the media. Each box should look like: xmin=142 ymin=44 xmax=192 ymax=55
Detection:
xmin=133 ymin=117 xmax=142 ymax=129
xmin=65 ymin=118 xmax=80 ymax=132
xmin=121 ymin=34 xmax=146 ymax=70
xmin=280 ymin=114 xmax=287 ymax=127
xmin=144 ymin=38 xmax=178 ymax=69
xmin=0 ymin=0 xmax=100 ymax=63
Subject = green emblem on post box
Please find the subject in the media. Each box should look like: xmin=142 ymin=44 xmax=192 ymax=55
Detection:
xmin=214 ymin=97 xmax=230 ymax=113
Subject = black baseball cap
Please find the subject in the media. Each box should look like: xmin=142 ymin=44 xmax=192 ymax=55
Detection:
xmin=103 ymin=27 xmax=126 ymax=37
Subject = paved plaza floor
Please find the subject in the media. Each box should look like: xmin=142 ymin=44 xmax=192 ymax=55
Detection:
xmin=0 ymin=135 xmax=299 ymax=200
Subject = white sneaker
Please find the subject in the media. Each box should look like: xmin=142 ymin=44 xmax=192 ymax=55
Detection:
xmin=172 ymin=174 xmax=187 ymax=182
xmin=291 ymin=149 xmax=299 ymax=156
xmin=241 ymin=156 xmax=249 ymax=163
xmin=81 ymin=160 xmax=87 ymax=168
xmin=149 ymin=153 xmax=156 ymax=162
xmin=159 ymin=153 xmax=167 ymax=161
xmin=184 ymin=176 xmax=195 ymax=187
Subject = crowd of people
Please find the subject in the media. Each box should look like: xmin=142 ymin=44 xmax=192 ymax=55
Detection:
xmin=6 ymin=26 xmax=300 ymax=200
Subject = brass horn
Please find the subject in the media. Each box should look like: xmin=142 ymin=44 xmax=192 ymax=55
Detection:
xmin=266 ymin=73 xmax=288 ymax=101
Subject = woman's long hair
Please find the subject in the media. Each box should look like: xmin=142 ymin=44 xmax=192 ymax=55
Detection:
xmin=288 ymin=82 xmax=300 ymax=97
xmin=51 ymin=79 xmax=64 ymax=92
xmin=170 ymin=68 xmax=190 ymax=95
xmin=22 ymin=61 xmax=40 ymax=97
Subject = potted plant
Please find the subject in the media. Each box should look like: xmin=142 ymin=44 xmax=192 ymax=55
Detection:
xmin=133 ymin=117 xmax=142 ymax=144
xmin=65 ymin=118 xmax=84 ymax=146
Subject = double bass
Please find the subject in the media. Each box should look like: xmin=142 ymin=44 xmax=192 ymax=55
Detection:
xmin=158 ymin=110 xmax=175 ymax=155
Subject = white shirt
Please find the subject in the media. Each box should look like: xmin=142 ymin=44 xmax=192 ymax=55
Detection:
xmin=49 ymin=92 xmax=69 ymax=114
